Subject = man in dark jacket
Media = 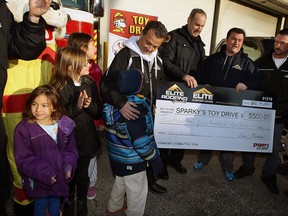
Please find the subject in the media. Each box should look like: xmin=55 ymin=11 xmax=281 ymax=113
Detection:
xmin=195 ymin=27 xmax=262 ymax=181
xmin=104 ymin=69 xmax=163 ymax=215
xmin=234 ymin=28 xmax=288 ymax=195
xmin=158 ymin=8 xmax=206 ymax=178
xmin=0 ymin=0 xmax=51 ymax=215
xmin=101 ymin=20 xmax=168 ymax=195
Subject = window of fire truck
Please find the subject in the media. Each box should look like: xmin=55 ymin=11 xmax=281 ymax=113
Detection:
xmin=62 ymin=0 xmax=89 ymax=11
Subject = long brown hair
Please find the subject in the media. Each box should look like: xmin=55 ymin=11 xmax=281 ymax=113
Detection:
xmin=23 ymin=85 xmax=65 ymax=121
xmin=68 ymin=32 xmax=93 ymax=51
xmin=49 ymin=47 xmax=87 ymax=90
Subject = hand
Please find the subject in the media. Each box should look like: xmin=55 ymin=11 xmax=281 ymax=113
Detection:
xmin=50 ymin=175 xmax=57 ymax=184
xmin=98 ymin=124 xmax=105 ymax=132
xmin=183 ymin=75 xmax=198 ymax=88
xmin=235 ymin=83 xmax=248 ymax=92
xmin=82 ymin=90 xmax=91 ymax=108
xmin=77 ymin=91 xmax=85 ymax=109
xmin=150 ymin=157 xmax=163 ymax=176
xmin=120 ymin=101 xmax=140 ymax=120
xmin=281 ymin=128 xmax=288 ymax=144
xmin=77 ymin=90 xmax=91 ymax=109
xmin=66 ymin=170 xmax=71 ymax=179
xmin=28 ymin=0 xmax=52 ymax=23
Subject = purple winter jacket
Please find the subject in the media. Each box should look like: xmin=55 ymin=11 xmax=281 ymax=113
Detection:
xmin=14 ymin=115 xmax=78 ymax=199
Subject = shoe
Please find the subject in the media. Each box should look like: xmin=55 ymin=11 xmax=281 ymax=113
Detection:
xmin=224 ymin=171 xmax=235 ymax=181
xmin=158 ymin=169 xmax=169 ymax=180
xmin=148 ymin=182 xmax=167 ymax=194
xmin=277 ymin=163 xmax=288 ymax=176
xmin=87 ymin=187 xmax=97 ymax=200
xmin=105 ymin=206 xmax=127 ymax=215
xmin=194 ymin=162 xmax=203 ymax=170
xmin=261 ymin=175 xmax=279 ymax=194
xmin=169 ymin=163 xmax=187 ymax=174
xmin=46 ymin=209 xmax=62 ymax=216
xmin=63 ymin=201 xmax=75 ymax=216
xmin=234 ymin=165 xmax=255 ymax=179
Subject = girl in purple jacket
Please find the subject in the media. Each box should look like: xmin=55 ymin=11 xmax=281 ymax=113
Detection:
xmin=14 ymin=85 xmax=78 ymax=216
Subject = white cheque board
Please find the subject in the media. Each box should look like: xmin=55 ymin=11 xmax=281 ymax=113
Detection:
xmin=154 ymin=82 xmax=276 ymax=153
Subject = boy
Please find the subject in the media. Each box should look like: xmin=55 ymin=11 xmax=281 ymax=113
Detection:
xmin=103 ymin=69 xmax=163 ymax=216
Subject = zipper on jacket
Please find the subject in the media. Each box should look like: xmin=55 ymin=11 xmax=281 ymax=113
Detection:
xmin=223 ymin=55 xmax=234 ymax=80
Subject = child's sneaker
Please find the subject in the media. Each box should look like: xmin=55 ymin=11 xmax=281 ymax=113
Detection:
xmin=87 ymin=187 xmax=97 ymax=200
xmin=105 ymin=206 xmax=127 ymax=216
xmin=193 ymin=162 xmax=203 ymax=170
xmin=224 ymin=171 xmax=235 ymax=181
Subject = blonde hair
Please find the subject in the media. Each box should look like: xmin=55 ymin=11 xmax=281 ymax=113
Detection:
xmin=49 ymin=47 xmax=87 ymax=90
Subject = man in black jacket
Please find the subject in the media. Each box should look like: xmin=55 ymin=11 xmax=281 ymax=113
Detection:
xmin=101 ymin=21 xmax=168 ymax=195
xmin=234 ymin=28 xmax=288 ymax=194
xmin=158 ymin=8 xmax=206 ymax=178
xmin=0 ymin=0 xmax=51 ymax=215
xmin=196 ymin=28 xmax=262 ymax=182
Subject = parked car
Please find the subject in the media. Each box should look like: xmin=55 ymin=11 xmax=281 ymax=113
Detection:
xmin=213 ymin=37 xmax=275 ymax=61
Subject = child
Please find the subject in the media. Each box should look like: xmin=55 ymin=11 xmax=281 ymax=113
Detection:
xmin=49 ymin=47 xmax=102 ymax=216
xmin=67 ymin=32 xmax=104 ymax=200
xmin=103 ymin=69 xmax=163 ymax=216
xmin=14 ymin=85 xmax=78 ymax=216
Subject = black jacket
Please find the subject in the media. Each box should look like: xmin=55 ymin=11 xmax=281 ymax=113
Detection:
xmin=0 ymin=1 xmax=46 ymax=109
xmin=101 ymin=37 xmax=164 ymax=109
xmin=200 ymin=45 xmax=262 ymax=90
xmin=256 ymin=50 xmax=288 ymax=119
xmin=159 ymin=25 xmax=206 ymax=82
xmin=60 ymin=77 xmax=102 ymax=157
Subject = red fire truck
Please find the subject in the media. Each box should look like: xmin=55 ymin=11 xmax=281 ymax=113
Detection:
xmin=58 ymin=0 xmax=104 ymax=61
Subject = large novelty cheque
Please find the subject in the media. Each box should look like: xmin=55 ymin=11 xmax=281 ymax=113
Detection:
xmin=154 ymin=81 xmax=275 ymax=153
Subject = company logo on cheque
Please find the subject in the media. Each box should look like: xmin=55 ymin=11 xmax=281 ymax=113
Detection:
xmin=192 ymin=88 xmax=213 ymax=103
xmin=253 ymin=143 xmax=269 ymax=150
xmin=161 ymin=84 xmax=188 ymax=102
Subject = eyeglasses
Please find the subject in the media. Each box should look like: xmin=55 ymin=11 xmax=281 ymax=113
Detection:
xmin=274 ymin=40 xmax=288 ymax=46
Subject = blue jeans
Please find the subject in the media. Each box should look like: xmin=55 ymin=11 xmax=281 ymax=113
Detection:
xmin=34 ymin=196 xmax=60 ymax=216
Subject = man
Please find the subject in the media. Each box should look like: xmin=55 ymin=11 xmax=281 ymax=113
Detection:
xmin=0 ymin=0 xmax=51 ymax=215
xmin=104 ymin=69 xmax=163 ymax=216
xmin=158 ymin=8 xmax=206 ymax=178
xmin=234 ymin=28 xmax=288 ymax=194
xmin=101 ymin=21 xmax=168 ymax=195
xmin=195 ymin=27 xmax=262 ymax=181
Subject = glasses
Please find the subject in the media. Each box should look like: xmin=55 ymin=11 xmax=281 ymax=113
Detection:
xmin=274 ymin=41 xmax=288 ymax=46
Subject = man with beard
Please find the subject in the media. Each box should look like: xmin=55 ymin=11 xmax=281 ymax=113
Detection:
xmin=234 ymin=28 xmax=288 ymax=194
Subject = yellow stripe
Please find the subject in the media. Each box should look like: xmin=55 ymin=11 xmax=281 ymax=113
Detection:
xmin=4 ymin=60 xmax=53 ymax=95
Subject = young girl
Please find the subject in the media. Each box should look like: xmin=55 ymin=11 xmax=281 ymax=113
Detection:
xmin=14 ymin=85 xmax=78 ymax=216
xmin=49 ymin=47 xmax=102 ymax=216
xmin=67 ymin=32 xmax=104 ymax=200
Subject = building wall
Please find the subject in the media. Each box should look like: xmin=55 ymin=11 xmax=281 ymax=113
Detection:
xmin=99 ymin=0 xmax=277 ymax=67
xmin=216 ymin=0 xmax=277 ymax=44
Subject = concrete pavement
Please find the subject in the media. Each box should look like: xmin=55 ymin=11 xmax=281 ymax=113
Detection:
xmin=5 ymin=132 xmax=288 ymax=215
xmin=90 ymin=133 xmax=288 ymax=216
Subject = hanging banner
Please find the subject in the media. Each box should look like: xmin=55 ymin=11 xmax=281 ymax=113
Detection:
xmin=107 ymin=9 xmax=158 ymax=67
xmin=154 ymin=81 xmax=276 ymax=153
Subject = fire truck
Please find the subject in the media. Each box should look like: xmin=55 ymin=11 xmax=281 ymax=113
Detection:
xmin=58 ymin=0 xmax=104 ymax=61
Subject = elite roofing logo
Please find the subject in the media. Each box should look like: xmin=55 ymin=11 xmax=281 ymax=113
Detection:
xmin=192 ymin=88 xmax=213 ymax=103
xmin=161 ymin=84 xmax=188 ymax=102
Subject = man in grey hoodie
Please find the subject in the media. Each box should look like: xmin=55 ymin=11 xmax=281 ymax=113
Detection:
xmin=101 ymin=20 xmax=168 ymax=195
